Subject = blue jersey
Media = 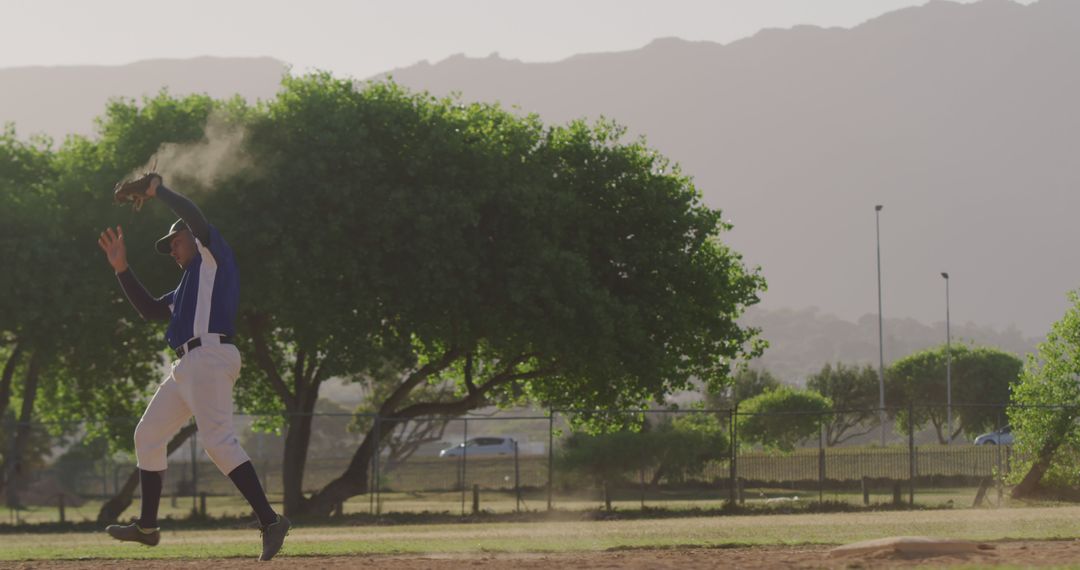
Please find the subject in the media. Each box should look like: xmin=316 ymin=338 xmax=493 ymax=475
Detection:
xmin=163 ymin=225 xmax=239 ymax=349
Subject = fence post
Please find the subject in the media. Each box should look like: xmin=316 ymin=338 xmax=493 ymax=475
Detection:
xmin=58 ymin=493 xmax=65 ymax=524
xmin=818 ymin=419 xmax=825 ymax=503
xmin=908 ymin=403 xmax=915 ymax=506
xmin=368 ymin=415 xmax=375 ymax=516
xmin=547 ymin=409 xmax=554 ymax=512
xmin=373 ymin=414 xmax=381 ymax=516
xmin=472 ymin=484 xmax=480 ymax=515
xmin=640 ymin=412 xmax=647 ymax=509
xmin=514 ymin=439 xmax=522 ymax=513
xmin=101 ymin=448 xmax=108 ymax=500
xmin=461 ymin=417 xmax=468 ymax=517
xmin=996 ymin=406 xmax=1004 ymax=505
xmin=639 ymin=464 xmax=645 ymax=510
xmin=190 ymin=419 xmax=198 ymax=515
xmin=5 ymin=417 xmax=15 ymax=521
xmin=728 ymin=406 xmax=738 ymax=505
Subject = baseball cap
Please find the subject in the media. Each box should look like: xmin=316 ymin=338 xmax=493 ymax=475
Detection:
xmin=155 ymin=219 xmax=189 ymax=255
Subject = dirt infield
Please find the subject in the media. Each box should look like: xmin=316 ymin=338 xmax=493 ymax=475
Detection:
xmin=6 ymin=540 xmax=1080 ymax=569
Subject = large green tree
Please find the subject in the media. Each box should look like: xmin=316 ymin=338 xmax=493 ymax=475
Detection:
xmin=736 ymin=387 xmax=831 ymax=452
xmin=806 ymin=363 xmax=880 ymax=446
xmin=887 ymin=344 xmax=1021 ymax=444
xmin=559 ymin=412 xmax=730 ymax=497
xmin=0 ymin=126 xmax=62 ymax=504
xmin=200 ymin=74 xmax=766 ymax=517
xmin=1009 ymin=292 xmax=1080 ymax=498
xmin=12 ymin=74 xmax=765 ymax=520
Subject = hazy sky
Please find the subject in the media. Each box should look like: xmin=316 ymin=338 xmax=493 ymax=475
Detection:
xmin=1 ymin=0 xmax=1034 ymax=79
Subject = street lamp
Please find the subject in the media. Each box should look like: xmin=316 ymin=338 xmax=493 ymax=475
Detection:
xmin=942 ymin=272 xmax=952 ymax=445
xmin=875 ymin=205 xmax=886 ymax=446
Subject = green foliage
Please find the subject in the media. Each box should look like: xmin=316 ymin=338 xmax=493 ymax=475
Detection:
xmin=652 ymin=413 xmax=731 ymax=483
xmin=806 ymin=363 xmax=880 ymax=446
xmin=1008 ymin=291 xmax=1080 ymax=488
xmin=736 ymin=387 xmax=831 ymax=452
xmin=704 ymin=367 xmax=781 ymax=410
xmin=887 ymin=343 xmax=1021 ymax=444
xmin=214 ymin=73 xmax=765 ymax=428
xmin=557 ymin=413 xmax=730 ymax=489
xmin=5 ymin=73 xmax=767 ymax=513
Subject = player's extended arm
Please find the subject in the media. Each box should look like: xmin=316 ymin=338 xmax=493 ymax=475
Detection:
xmin=151 ymin=184 xmax=211 ymax=245
xmin=117 ymin=269 xmax=172 ymax=321
xmin=98 ymin=226 xmax=171 ymax=321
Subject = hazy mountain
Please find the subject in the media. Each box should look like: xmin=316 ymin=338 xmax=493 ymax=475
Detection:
xmin=0 ymin=0 xmax=1071 ymax=355
xmin=741 ymin=306 xmax=1038 ymax=384
xmin=0 ymin=57 xmax=286 ymax=139
xmin=378 ymin=0 xmax=1080 ymax=337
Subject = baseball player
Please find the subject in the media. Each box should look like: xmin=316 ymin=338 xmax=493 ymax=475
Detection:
xmin=97 ymin=174 xmax=289 ymax=561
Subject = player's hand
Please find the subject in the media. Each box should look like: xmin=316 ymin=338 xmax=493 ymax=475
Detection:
xmin=97 ymin=225 xmax=129 ymax=273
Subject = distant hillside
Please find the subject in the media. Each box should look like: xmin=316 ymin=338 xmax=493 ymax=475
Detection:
xmin=2 ymin=1 xmax=1077 ymax=338
xmin=379 ymin=0 xmax=1080 ymax=337
xmin=0 ymin=57 xmax=286 ymax=139
xmin=742 ymin=307 xmax=1038 ymax=384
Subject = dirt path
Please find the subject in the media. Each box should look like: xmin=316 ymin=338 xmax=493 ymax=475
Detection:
xmin=6 ymin=540 xmax=1080 ymax=569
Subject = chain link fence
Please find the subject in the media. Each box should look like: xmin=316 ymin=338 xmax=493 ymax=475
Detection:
xmin=0 ymin=404 xmax=1023 ymax=524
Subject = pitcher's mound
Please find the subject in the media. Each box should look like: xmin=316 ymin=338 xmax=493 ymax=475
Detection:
xmin=830 ymin=536 xmax=996 ymax=561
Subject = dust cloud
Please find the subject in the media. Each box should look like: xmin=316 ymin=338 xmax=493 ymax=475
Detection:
xmin=130 ymin=112 xmax=254 ymax=191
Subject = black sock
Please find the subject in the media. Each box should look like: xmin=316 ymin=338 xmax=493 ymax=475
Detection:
xmin=138 ymin=469 xmax=163 ymax=529
xmin=228 ymin=461 xmax=277 ymax=527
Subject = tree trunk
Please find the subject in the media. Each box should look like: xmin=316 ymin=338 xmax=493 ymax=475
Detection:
xmin=295 ymin=358 xmax=541 ymax=518
xmin=301 ymin=434 xmax=376 ymax=517
xmin=931 ymin=418 xmax=946 ymax=445
xmin=1010 ymin=414 xmax=1073 ymax=498
xmin=649 ymin=465 xmax=666 ymax=487
xmin=281 ymin=378 xmax=321 ymax=517
xmin=278 ymin=367 xmax=319 ymax=518
xmin=97 ymin=423 xmax=199 ymax=524
xmin=0 ymin=341 xmax=23 ymax=420
xmin=3 ymin=351 xmax=41 ymax=508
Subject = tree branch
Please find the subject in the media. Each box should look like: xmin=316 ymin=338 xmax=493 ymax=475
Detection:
xmin=246 ymin=314 xmax=296 ymax=409
xmin=377 ymin=348 xmax=462 ymax=416
xmin=464 ymin=352 xmax=477 ymax=397
xmin=391 ymin=368 xmax=549 ymax=420
xmin=831 ymin=425 xmax=878 ymax=446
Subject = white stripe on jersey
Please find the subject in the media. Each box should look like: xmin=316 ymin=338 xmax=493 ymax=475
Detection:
xmin=193 ymin=237 xmax=218 ymax=337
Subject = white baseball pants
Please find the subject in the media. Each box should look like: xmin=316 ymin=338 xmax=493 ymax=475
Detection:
xmin=134 ymin=339 xmax=251 ymax=475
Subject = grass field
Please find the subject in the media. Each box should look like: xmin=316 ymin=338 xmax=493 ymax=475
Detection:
xmin=3 ymin=504 xmax=1080 ymax=562
xmin=4 ymin=484 xmax=995 ymax=526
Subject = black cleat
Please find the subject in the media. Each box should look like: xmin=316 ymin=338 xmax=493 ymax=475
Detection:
xmin=106 ymin=522 xmax=161 ymax=546
xmin=259 ymin=515 xmax=290 ymax=561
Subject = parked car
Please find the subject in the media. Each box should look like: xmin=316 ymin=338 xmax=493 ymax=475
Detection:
xmin=439 ymin=437 xmax=517 ymax=457
xmin=974 ymin=425 xmax=1013 ymax=445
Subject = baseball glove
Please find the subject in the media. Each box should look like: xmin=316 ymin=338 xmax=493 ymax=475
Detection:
xmin=113 ymin=172 xmax=161 ymax=211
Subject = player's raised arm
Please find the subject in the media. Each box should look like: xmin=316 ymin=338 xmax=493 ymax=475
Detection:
xmin=145 ymin=178 xmax=211 ymax=245
xmin=97 ymin=225 xmax=172 ymax=321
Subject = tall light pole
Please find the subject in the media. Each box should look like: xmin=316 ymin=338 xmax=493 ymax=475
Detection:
xmin=942 ymin=272 xmax=952 ymax=445
xmin=875 ymin=205 xmax=886 ymax=446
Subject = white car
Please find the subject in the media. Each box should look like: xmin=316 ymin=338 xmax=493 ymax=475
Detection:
xmin=974 ymin=425 xmax=1013 ymax=445
xmin=439 ymin=437 xmax=517 ymax=457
